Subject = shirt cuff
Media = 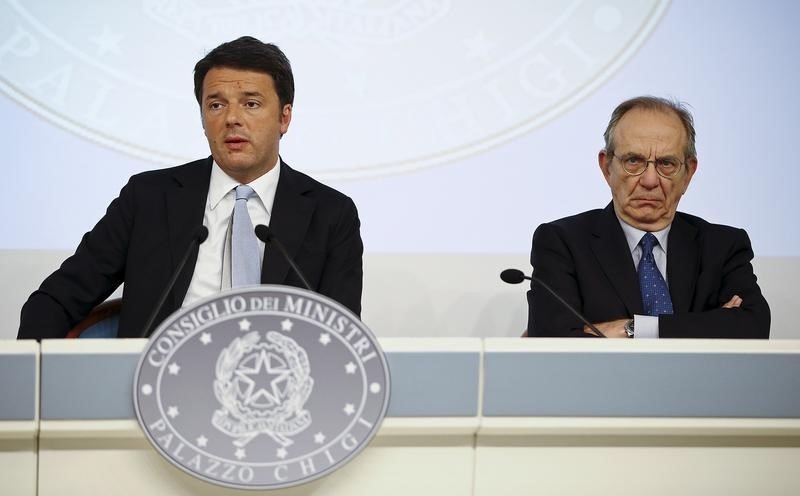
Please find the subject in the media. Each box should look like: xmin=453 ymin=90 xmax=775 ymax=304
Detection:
xmin=633 ymin=315 xmax=659 ymax=339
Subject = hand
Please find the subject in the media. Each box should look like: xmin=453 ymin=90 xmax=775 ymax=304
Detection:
xmin=721 ymin=295 xmax=742 ymax=309
xmin=583 ymin=318 xmax=630 ymax=338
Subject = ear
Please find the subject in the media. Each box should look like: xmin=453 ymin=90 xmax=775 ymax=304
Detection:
xmin=682 ymin=157 xmax=698 ymax=193
xmin=598 ymin=149 xmax=612 ymax=184
xmin=280 ymin=104 xmax=292 ymax=135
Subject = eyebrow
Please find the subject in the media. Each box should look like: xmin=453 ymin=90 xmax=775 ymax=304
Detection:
xmin=204 ymin=90 xmax=265 ymax=101
xmin=621 ymin=151 xmax=681 ymax=160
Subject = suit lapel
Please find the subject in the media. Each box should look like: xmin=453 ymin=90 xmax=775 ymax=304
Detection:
xmin=166 ymin=158 xmax=212 ymax=308
xmin=590 ymin=204 xmax=643 ymax=315
xmin=262 ymin=161 xmax=315 ymax=284
xmin=666 ymin=213 xmax=699 ymax=313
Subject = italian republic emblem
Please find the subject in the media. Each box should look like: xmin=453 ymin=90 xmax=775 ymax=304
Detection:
xmin=133 ymin=286 xmax=390 ymax=490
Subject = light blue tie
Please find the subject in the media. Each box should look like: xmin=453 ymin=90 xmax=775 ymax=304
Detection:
xmin=231 ymin=185 xmax=261 ymax=287
xmin=638 ymin=233 xmax=673 ymax=316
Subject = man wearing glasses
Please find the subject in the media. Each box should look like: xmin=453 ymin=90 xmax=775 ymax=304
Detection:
xmin=526 ymin=96 xmax=770 ymax=338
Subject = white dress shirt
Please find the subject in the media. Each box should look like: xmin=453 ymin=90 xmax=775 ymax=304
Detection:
xmin=617 ymin=216 xmax=671 ymax=339
xmin=182 ymin=159 xmax=280 ymax=306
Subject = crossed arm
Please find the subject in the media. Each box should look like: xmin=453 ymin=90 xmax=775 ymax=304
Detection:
xmin=586 ymin=296 xmax=744 ymax=338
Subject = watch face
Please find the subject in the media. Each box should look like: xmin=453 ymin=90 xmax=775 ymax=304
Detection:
xmin=624 ymin=320 xmax=634 ymax=337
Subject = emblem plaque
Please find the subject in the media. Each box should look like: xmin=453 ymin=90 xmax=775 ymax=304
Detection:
xmin=133 ymin=285 xmax=390 ymax=490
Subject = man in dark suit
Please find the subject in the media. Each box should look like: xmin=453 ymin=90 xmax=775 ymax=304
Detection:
xmin=527 ymin=96 xmax=769 ymax=338
xmin=18 ymin=37 xmax=363 ymax=339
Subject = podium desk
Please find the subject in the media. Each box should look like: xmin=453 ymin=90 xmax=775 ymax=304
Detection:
xmin=2 ymin=338 xmax=800 ymax=495
xmin=477 ymin=339 xmax=800 ymax=496
xmin=36 ymin=338 xmax=481 ymax=496
xmin=0 ymin=341 xmax=38 ymax=495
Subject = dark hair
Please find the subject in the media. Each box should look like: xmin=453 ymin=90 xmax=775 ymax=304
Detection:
xmin=603 ymin=96 xmax=697 ymax=159
xmin=193 ymin=36 xmax=294 ymax=108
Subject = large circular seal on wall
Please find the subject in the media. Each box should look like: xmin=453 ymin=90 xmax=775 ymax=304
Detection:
xmin=133 ymin=285 xmax=390 ymax=490
xmin=0 ymin=1 xmax=668 ymax=178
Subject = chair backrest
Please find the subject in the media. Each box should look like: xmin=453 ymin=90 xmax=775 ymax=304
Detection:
xmin=66 ymin=298 xmax=122 ymax=338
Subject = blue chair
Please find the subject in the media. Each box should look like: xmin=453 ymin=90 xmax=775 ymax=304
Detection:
xmin=66 ymin=299 xmax=121 ymax=338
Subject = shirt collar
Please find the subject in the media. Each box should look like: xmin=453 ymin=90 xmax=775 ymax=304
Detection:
xmin=615 ymin=213 xmax=672 ymax=254
xmin=208 ymin=158 xmax=281 ymax=214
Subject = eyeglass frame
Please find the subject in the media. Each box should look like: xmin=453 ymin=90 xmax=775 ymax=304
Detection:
xmin=611 ymin=152 xmax=690 ymax=179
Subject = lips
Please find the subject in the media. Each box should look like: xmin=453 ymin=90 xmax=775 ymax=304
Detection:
xmin=224 ymin=136 xmax=248 ymax=150
xmin=632 ymin=198 xmax=662 ymax=206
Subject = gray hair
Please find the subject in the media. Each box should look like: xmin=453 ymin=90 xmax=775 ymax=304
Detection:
xmin=603 ymin=96 xmax=697 ymax=159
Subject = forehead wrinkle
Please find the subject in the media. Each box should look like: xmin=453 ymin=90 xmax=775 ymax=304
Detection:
xmin=617 ymin=129 xmax=683 ymax=158
xmin=204 ymin=88 xmax=264 ymax=102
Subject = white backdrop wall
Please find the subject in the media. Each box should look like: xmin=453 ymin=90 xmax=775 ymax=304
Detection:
xmin=1 ymin=1 xmax=798 ymax=339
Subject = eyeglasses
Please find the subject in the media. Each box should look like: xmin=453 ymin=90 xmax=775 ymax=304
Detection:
xmin=612 ymin=153 xmax=686 ymax=179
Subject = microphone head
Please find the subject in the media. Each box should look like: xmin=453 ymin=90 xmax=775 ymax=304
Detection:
xmin=254 ymin=224 xmax=272 ymax=243
xmin=500 ymin=268 xmax=526 ymax=284
xmin=196 ymin=225 xmax=209 ymax=243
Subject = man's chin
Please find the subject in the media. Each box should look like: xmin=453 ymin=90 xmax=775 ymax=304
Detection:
xmin=216 ymin=159 xmax=256 ymax=178
xmin=216 ymin=154 xmax=256 ymax=171
xmin=622 ymin=208 xmax=671 ymax=231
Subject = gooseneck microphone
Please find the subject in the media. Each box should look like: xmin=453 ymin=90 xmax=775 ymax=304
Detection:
xmin=139 ymin=226 xmax=209 ymax=338
xmin=500 ymin=268 xmax=605 ymax=338
xmin=254 ymin=224 xmax=313 ymax=291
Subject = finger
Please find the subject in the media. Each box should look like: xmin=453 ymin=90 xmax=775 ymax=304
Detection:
xmin=583 ymin=327 xmax=603 ymax=337
xmin=721 ymin=295 xmax=743 ymax=309
xmin=583 ymin=325 xmax=607 ymax=338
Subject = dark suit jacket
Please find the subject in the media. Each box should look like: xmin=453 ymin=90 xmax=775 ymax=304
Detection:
xmin=18 ymin=157 xmax=363 ymax=339
xmin=527 ymin=203 xmax=770 ymax=338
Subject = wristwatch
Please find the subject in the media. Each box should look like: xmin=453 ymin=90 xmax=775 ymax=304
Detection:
xmin=624 ymin=319 xmax=634 ymax=338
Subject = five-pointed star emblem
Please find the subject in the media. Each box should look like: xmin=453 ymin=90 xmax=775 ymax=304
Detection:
xmin=90 ymin=26 xmax=124 ymax=57
xmin=281 ymin=319 xmax=294 ymax=331
xmin=463 ymin=31 xmax=496 ymax=61
xmin=343 ymin=403 xmax=355 ymax=416
xmin=167 ymin=406 xmax=179 ymax=418
xmin=319 ymin=333 xmax=331 ymax=346
xmin=168 ymin=362 xmax=181 ymax=375
xmin=238 ymin=319 xmax=252 ymax=331
xmin=234 ymin=349 xmax=291 ymax=408
xmin=276 ymin=447 xmax=288 ymax=459
xmin=196 ymin=435 xmax=208 ymax=447
xmin=314 ymin=432 xmax=326 ymax=444
xmin=345 ymin=362 xmax=357 ymax=374
xmin=235 ymin=448 xmax=246 ymax=460
xmin=199 ymin=332 xmax=212 ymax=345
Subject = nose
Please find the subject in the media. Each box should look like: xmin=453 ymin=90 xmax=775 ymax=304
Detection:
xmin=638 ymin=162 xmax=660 ymax=189
xmin=224 ymin=106 xmax=242 ymax=127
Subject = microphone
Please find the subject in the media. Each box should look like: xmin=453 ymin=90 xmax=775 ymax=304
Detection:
xmin=254 ymin=224 xmax=312 ymax=291
xmin=139 ymin=226 xmax=209 ymax=338
xmin=500 ymin=268 xmax=605 ymax=338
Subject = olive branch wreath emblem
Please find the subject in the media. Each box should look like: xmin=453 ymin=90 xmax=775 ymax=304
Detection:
xmin=212 ymin=330 xmax=314 ymax=448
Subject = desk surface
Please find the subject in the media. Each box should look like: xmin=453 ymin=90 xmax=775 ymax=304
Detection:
xmin=2 ymin=338 xmax=798 ymax=421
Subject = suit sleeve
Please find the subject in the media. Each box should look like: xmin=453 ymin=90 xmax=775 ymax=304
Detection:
xmin=659 ymin=228 xmax=770 ymax=338
xmin=17 ymin=178 xmax=136 ymax=339
xmin=316 ymin=197 xmax=364 ymax=317
xmin=527 ymin=223 xmax=592 ymax=337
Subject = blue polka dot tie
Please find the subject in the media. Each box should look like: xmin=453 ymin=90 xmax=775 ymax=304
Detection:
xmin=638 ymin=233 xmax=673 ymax=316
